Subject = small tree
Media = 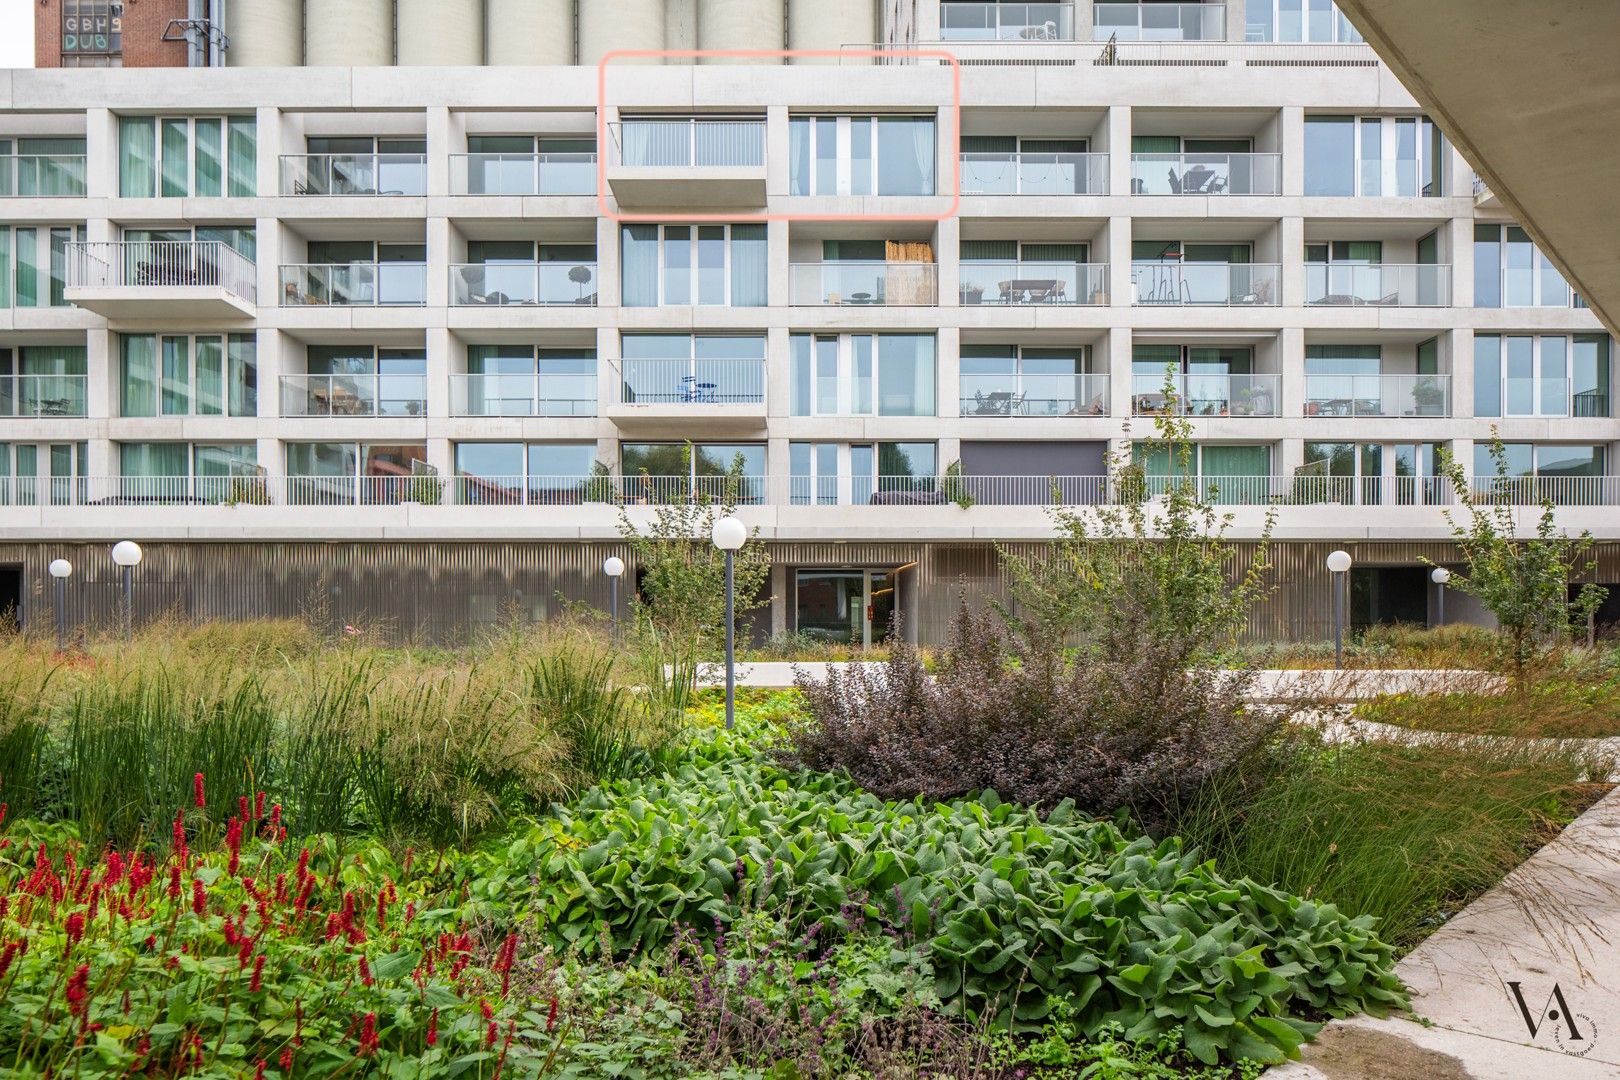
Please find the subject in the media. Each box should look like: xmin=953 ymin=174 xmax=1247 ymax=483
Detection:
xmin=1429 ymin=436 xmax=1606 ymax=687
xmin=617 ymin=445 xmax=772 ymax=656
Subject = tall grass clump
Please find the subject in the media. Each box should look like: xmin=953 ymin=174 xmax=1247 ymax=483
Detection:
xmin=0 ymin=650 xmax=54 ymax=819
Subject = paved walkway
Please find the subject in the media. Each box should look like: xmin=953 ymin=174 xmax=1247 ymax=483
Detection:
xmin=1270 ymin=786 xmax=1620 ymax=1079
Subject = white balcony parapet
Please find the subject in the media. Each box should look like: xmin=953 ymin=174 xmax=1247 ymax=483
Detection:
xmin=959 ymin=262 xmax=1109 ymax=305
xmin=1130 ymin=153 xmax=1282 ymax=195
xmin=280 ymin=263 xmax=427 ymax=307
xmin=790 ymin=262 xmax=939 ymax=306
xmin=1131 ymin=262 xmax=1281 ymax=305
xmin=449 ymin=263 xmax=599 ymax=306
xmin=279 ymin=153 xmax=427 ymax=196
xmin=1305 ymin=263 xmax=1452 ymax=307
xmin=449 ymin=152 xmax=598 ymax=196
xmin=65 ymin=240 xmax=256 ymax=319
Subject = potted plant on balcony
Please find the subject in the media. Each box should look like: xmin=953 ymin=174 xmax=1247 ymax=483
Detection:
xmin=584 ymin=460 xmax=615 ymax=504
xmin=1412 ymin=375 xmax=1446 ymax=417
xmin=401 ymin=474 xmax=443 ymax=506
xmin=942 ymin=460 xmax=975 ymax=509
xmin=569 ymin=264 xmax=594 ymax=304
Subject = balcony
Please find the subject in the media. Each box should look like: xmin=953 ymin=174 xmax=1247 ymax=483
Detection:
xmin=960 ymin=151 xmax=1109 ymax=195
xmin=1305 ymin=264 xmax=1452 ymax=307
xmin=606 ymin=119 xmax=766 ymax=207
xmin=449 ymin=263 xmax=599 ymax=306
xmin=449 ymin=153 xmax=597 ymax=196
xmin=0 ymin=373 xmax=88 ymax=418
xmin=1304 ymin=375 xmax=1452 ymax=418
xmin=939 ymin=2 xmax=1075 ymax=40
xmin=1094 ymin=2 xmax=1226 ymax=41
xmin=608 ymin=357 xmax=766 ymax=429
xmin=279 ymin=373 xmax=429 ymax=418
xmin=1131 ymin=153 xmax=1282 ymax=195
xmin=450 ymin=374 xmax=596 ymax=417
xmin=1497 ymin=268 xmax=1585 ymax=309
xmin=959 ymin=262 xmax=1109 ymax=305
xmin=960 ymin=374 xmax=1110 ymax=416
xmin=0 ymin=154 xmax=87 ymax=197
xmin=280 ymin=263 xmax=428 ymax=307
xmin=789 ymin=262 xmax=939 ymax=306
xmin=1131 ymin=262 xmax=1280 ymax=305
xmin=1131 ymin=373 xmax=1281 ymax=416
xmin=279 ymin=154 xmax=427 ymax=197
xmin=64 ymin=241 xmax=257 ymax=320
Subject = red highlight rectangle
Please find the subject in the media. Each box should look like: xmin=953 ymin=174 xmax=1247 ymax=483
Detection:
xmin=596 ymin=48 xmax=961 ymax=224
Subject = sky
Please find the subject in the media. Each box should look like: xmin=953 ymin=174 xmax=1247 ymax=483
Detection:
xmin=0 ymin=0 xmax=33 ymax=69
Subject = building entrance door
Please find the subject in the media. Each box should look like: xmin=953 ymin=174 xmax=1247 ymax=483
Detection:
xmin=794 ymin=568 xmax=897 ymax=648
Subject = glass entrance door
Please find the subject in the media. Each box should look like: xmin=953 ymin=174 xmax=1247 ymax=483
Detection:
xmin=794 ymin=569 xmax=898 ymax=647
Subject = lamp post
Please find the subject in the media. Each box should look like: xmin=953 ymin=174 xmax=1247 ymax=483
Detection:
xmin=48 ymin=559 xmax=72 ymax=651
xmin=711 ymin=515 xmax=747 ymax=730
xmin=1326 ymin=549 xmax=1352 ymax=669
xmin=111 ymin=541 xmax=143 ymax=642
xmin=1431 ymin=566 xmax=1451 ymax=627
xmin=603 ymin=556 xmax=624 ymax=638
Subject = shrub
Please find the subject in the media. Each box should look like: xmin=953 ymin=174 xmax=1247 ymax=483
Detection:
xmin=784 ymin=604 xmax=1286 ymax=834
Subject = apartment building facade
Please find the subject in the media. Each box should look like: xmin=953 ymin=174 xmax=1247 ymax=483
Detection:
xmin=1 ymin=0 xmax=1617 ymax=643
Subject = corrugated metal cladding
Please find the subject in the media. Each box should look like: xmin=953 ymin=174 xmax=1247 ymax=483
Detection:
xmin=2 ymin=540 xmax=1616 ymax=647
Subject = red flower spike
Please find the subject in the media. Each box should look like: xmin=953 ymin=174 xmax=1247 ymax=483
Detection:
xmin=254 ymin=1061 xmax=266 ymax=1080
xmin=546 ymin=996 xmax=559 ymax=1033
xmin=193 ymin=772 xmax=206 ymax=809
xmin=358 ymin=1012 xmax=379 ymax=1056
xmin=486 ymin=1021 xmax=498 ymax=1047
xmin=255 ymin=790 xmax=266 ymax=821
xmin=269 ymin=803 xmax=282 ymax=833
xmin=65 ymin=963 xmax=90 ymax=1016
xmin=279 ymin=1047 xmax=294 ymax=1071
xmin=103 ymin=850 xmax=125 ymax=887
xmin=192 ymin=878 xmax=207 ymax=916
xmin=426 ymin=1008 xmax=438 ymax=1047
xmin=64 ymin=911 xmax=85 ymax=948
xmin=359 ymin=955 xmax=374 ymax=987
xmin=250 ymin=953 xmax=265 ymax=992
xmin=239 ymin=795 xmax=250 ymax=822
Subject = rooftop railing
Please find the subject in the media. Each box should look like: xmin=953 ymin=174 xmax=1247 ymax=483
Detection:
xmin=939 ymin=2 xmax=1076 ymax=40
xmin=1130 ymin=373 xmax=1282 ymax=416
xmin=279 ymin=373 xmax=429 ymax=418
xmin=65 ymin=240 xmax=257 ymax=303
xmin=620 ymin=358 xmax=765 ymax=405
xmin=450 ymin=374 xmax=597 ymax=417
xmin=959 ymin=373 xmax=1110 ymax=416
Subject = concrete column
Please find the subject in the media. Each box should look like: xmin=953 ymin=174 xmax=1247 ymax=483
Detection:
xmin=766 ymin=325 xmax=792 ymax=418
xmin=1447 ymin=216 xmax=1474 ymax=309
xmin=85 ymin=327 xmax=114 ymax=481
xmin=596 ymin=215 xmax=621 ymax=308
xmin=1279 ymin=325 xmax=1306 ymax=421
xmin=934 ymin=217 xmax=959 ymax=304
xmin=1107 ymin=106 xmax=1132 ymax=197
xmin=767 ymin=219 xmax=789 ymax=309
xmin=1279 ymin=106 xmax=1305 ymax=197
xmin=1226 ymin=0 xmax=1248 ymax=42
xmin=765 ymin=105 xmax=790 ymax=197
xmin=255 ymin=107 xmax=282 ymax=199
xmin=938 ymin=325 xmax=961 ymax=418
xmin=1106 ymin=327 xmax=1133 ymax=420
xmin=1451 ymin=328 xmax=1475 ymax=418
xmin=84 ymin=108 xmax=117 ymax=199
xmin=1106 ymin=216 xmax=1132 ymax=306
xmin=1279 ymin=215 xmax=1305 ymax=309
xmin=255 ymin=216 xmax=281 ymax=313
xmin=425 ymin=215 xmax=452 ymax=308
xmin=254 ymin=329 xmax=290 ymax=477
xmin=425 ymin=326 xmax=452 ymax=421
xmin=425 ymin=107 xmax=452 ymax=197
xmin=597 ymin=325 xmax=619 ymax=422
xmin=769 ymin=563 xmax=788 ymax=637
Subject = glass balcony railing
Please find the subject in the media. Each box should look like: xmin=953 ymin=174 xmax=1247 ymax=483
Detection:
xmin=939 ymin=2 xmax=1076 ymax=40
xmin=449 ymin=263 xmax=599 ymax=306
xmin=0 ymin=155 xmax=87 ymax=197
xmin=280 ymin=263 xmax=427 ymax=306
xmin=959 ymin=151 xmax=1109 ymax=194
xmin=1131 ymin=373 xmax=1281 ymax=416
xmin=959 ymin=373 xmax=1110 ymax=416
xmin=789 ymin=262 xmax=939 ymax=306
xmin=959 ymin=261 xmax=1109 ymax=305
xmin=1305 ymin=264 xmax=1451 ymax=307
xmin=449 ymin=153 xmax=598 ymax=195
xmin=279 ymin=154 xmax=427 ymax=196
xmin=1093 ymin=2 xmax=1227 ymax=41
xmin=1304 ymin=374 xmax=1452 ymax=418
xmin=450 ymin=374 xmax=597 ymax=417
xmin=1499 ymin=267 xmax=1584 ymax=308
xmin=279 ymin=373 xmax=428 ymax=418
xmin=1131 ymin=153 xmax=1282 ymax=195
xmin=0 ymin=373 xmax=89 ymax=417
xmin=609 ymin=120 xmax=765 ymax=168
xmin=1131 ymin=262 xmax=1280 ymax=305
xmin=619 ymin=358 xmax=765 ymax=406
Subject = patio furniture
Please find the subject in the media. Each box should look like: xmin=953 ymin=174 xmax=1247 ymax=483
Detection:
xmin=997 ymin=278 xmax=1064 ymax=303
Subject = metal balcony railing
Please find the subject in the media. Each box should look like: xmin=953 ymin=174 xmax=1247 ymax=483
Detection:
xmin=609 ymin=120 xmax=766 ymax=168
xmin=1304 ymin=375 xmax=1452 ymax=418
xmin=1093 ymin=2 xmax=1227 ymax=41
xmin=279 ymin=263 xmax=428 ymax=306
xmin=1131 ymin=262 xmax=1281 ymax=305
xmin=1131 ymin=153 xmax=1282 ymax=195
xmin=450 ymin=374 xmax=597 ymax=417
xmin=0 ymin=154 xmax=87 ymax=197
xmin=449 ymin=152 xmax=598 ymax=195
xmin=619 ymin=358 xmax=765 ymax=405
xmin=789 ymin=262 xmax=939 ymax=306
xmin=1305 ymin=264 xmax=1452 ymax=307
xmin=279 ymin=154 xmax=427 ymax=196
xmin=0 ymin=373 xmax=89 ymax=417
xmin=449 ymin=263 xmax=599 ymax=306
xmin=939 ymin=2 xmax=1076 ymax=40
xmin=959 ymin=151 xmax=1109 ymax=195
xmin=1130 ymin=373 xmax=1282 ymax=416
xmin=279 ymin=373 xmax=428 ymax=418
xmin=959 ymin=374 xmax=1110 ymax=416
xmin=958 ymin=261 xmax=1109 ymax=305
xmin=65 ymin=240 xmax=257 ymax=303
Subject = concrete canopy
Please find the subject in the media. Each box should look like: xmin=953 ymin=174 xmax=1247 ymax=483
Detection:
xmin=1335 ymin=0 xmax=1620 ymax=337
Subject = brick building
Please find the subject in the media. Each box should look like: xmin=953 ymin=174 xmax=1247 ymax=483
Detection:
xmin=35 ymin=0 xmax=192 ymax=68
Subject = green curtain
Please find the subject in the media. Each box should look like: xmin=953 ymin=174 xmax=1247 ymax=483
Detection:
xmin=1131 ymin=136 xmax=1180 ymax=154
xmin=161 ymin=119 xmax=189 ymax=197
xmin=960 ymin=240 xmax=1017 ymax=261
xmin=1021 ymin=243 xmax=1085 ymax=263
xmin=193 ymin=118 xmax=223 ymax=197
xmin=48 ymin=227 xmax=70 ymax=307
xmin=119 ymin=117 xmax=156 ymax=197
xmin=0 ymin=227 xmax=11 ymax=308
xmin=1201 ymin=444 xmax=1270 ymax=477
xmin=15 ymin=228 xmax=37 ymax=308
xmin=195 ymin=336 xmax=223 ymax=415
xmin=227 ymin=117 xmax=257 ymax=197
xmin=122 ymin=335 xmax=158 ymax=417
xmin=730 ymin=225 xmax=767 ymax=307
xmin=228 ymin=335 xmax=258 ymax=417
xmin=20 ymin=345 xmax=86 ymax=375
xmin=1346 ymin=240 xmax=1382 ymax=264
xmin=161 ymin=336 xmax=190 ymax=415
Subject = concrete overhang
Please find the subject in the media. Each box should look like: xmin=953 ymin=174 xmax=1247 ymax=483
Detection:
xmin=604 ymin=403 xmax=767 ymax=432
xmin=66 ymin=285 xmax=257 ymax=322
xmin=1334 ymin=0 xmax=1620 ymax=336
xmin=605 ymin=165 xmax=767 ymax=208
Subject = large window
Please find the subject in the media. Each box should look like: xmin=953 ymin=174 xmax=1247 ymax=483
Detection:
xmin=1301 ymin=442 xmax=1446 ymax=505
xmin=1133 ymin=443 xmax=1274 ymax=505
xmin=789 ymin=333 xmax=935 ymax=416
xmin=959 ymin=346 xmax=1101 ymax=416
xmin=0 ymin=440 xmax=86 ymax=506
xmin=0 ymin=346 xmax=87 ymax=418
xmin=620 ymin=442 xmax=767 ymax=503
xmin=1304 ymin=116 xmax=1443 ymax=197
xmin=790 ymin=441 xmax=937 ymax=504
xmin=0 ymin=225 xmax=85 ymax=308
xmin=286 ymin=443 xmax=428 ymax=505
xmin=621 ymin=334 xmax=766 ymax=406
xmin=120 ymin=334 xmax=257 ymax=418
xmin=620 ymin=224 xmax=767 ymax=307
xmin=1246 ymin=0 xmax=1363 ymax=42
xmin=119 ymin=115 xmax=256 ymax=198
xmin=1473 ymin=225 xmax=1581 ymax=308
xmin=1475 ymin=335 xmax=1610 ymax=418
xmin=789 ymin=116 xmax=936 ymax=196
xmin=297 ymin=345 xmax=427 ymax=417
xmin=462 ymin=135 xmax=596 ymax=195
xmin=463 ymin=345 xmax=596 ymax=416
xmin=454 ymin=442 xmax=599 ymax=504
xmin=119 ymin=442 xmax=256 ymax=501
xmin=0 ymin=138 xmax=87 ymax=197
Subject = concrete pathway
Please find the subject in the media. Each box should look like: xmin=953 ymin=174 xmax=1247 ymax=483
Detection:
xmin=1270 ymin=786 xmax=1620 ymax=1079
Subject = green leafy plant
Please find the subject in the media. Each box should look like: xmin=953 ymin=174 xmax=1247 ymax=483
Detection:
xmin=942 ymin=459 xmax=975 ymax=509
